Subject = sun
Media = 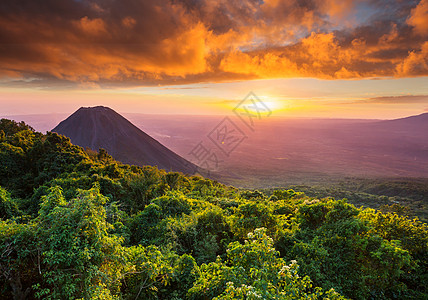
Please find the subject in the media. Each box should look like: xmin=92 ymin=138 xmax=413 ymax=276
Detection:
xmin=218 ymin=95 xmax=289 ymax=115
xmin=256 ymin=96 xmax=287 ymax=114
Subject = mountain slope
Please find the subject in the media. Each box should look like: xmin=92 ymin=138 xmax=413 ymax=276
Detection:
xmin=52 ymin=106 xmax=198 ymax=174
xmin=373 ymin=112 xmax=428 ymax=133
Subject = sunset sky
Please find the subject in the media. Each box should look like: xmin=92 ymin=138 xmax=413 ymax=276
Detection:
xmin=1 ymin=0 xmax=427 ymax=119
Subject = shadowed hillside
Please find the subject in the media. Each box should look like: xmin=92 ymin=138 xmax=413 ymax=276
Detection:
xmin=52 ymin=106 xmax=197 ymax=174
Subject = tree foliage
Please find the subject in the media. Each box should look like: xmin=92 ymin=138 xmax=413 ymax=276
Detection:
xmin=0 ymin=119 xmax=427 ymax=299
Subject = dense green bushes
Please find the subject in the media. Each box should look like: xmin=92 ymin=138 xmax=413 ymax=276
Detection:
xmin=0 ymin=119 xmax=427 ymax=299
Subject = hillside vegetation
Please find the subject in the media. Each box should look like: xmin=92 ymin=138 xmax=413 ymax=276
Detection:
xmin=0 ymin=119 xmax=427 ymax=300
xmin=268 ymin=178 xmax=428 ymax=223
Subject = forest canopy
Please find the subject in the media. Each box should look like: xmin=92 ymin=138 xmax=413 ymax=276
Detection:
xmin=0 ymin=118 xmax=427 ymax=299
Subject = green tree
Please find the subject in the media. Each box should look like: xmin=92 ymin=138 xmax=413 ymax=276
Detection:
xmin=0 ymin=221 xmax=39 ymax=300
xmin=188 ymin=228 xmax=345 ymax=299
xmin=0 ymin=187 xmax=20 ymax=220
xmin=36 ymin=185 xmax=124 ymax=299
xmin=288 ymin=199 xmax=412 ymax=299
xmin=0 ymin=119 xmax=34 ymax=137
xmin=120 ymin=245 xmax=174 ymax=299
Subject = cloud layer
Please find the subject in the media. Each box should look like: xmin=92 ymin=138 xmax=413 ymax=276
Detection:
xmin=0 ymin=0 xmax=427 ymax=87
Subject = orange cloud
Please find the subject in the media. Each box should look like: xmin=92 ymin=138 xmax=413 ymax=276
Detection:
xmin=74 ymin=17 xmax=107 ymax=35
xmin=219 ymin=31 xmax=390 ymax=79
xmin=320 ymin=0 xmax=355 ymax=19
xmin=407 ymin=0 xmax=428 ymax=36
xmin=122 ymin=16 xmax=136 ymax=29
xmin=0 ymin=0 xmax=426 ymax=87
xmin=396 ymin=42 xmax=428 ymax=76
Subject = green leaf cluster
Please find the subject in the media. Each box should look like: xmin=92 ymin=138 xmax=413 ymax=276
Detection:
xmin=0 ymin=119 xmax=427 ymax=299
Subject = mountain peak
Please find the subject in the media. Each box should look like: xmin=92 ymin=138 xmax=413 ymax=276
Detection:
xmin=53 ymin=106 xmax=197 ymax=174
xmin=77 ymin=106 xmax=113 ymax=112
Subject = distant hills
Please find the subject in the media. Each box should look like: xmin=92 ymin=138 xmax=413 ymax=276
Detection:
xmin=386 ymin=112 xmax=428 ymax=124
xmin=52 ymin=106 xmax=198 ymax=174
xmin=373 ymin=112 xmax=428 ymax=132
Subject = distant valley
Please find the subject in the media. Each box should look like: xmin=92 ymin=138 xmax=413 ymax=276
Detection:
xmin=2 ymin=111 xmax=428 ymax=187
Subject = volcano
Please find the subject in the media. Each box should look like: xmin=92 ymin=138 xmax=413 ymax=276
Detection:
xmin=52 ymin=106 xmax=198 ymax=174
